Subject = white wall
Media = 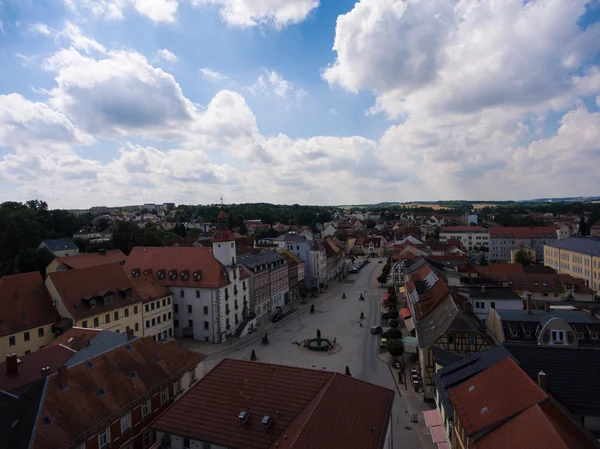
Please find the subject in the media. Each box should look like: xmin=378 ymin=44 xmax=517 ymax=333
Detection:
xmin=470 ymin=298 xmax=523 ymax=321
xmin=142 ymin=295 xmax=174 ymax=340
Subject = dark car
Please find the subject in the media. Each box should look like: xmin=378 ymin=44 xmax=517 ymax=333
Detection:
xmin=378 ymin=260 xmax=383 ymax=263
xmin=271 ymin=312 xmax=283 ymax=323
xmin=381 ymin=330 xmax=389 ymax=339
xmin=381 ymin=311 xmax=389 ymax=319
xmin=370 ymin=325 xmax=382 ymax=335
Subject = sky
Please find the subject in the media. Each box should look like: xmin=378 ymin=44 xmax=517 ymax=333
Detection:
xmin=0 ymin=0 xmax=600 ymax=209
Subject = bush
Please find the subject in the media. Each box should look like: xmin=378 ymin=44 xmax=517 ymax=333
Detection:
xmin=389 ymin=319 xmax=400 ymax=329
xmin=388 ymin=286 xmax=395 ymax=294
xmin=387 ymin=328 xmax=403 ymax=340
xmin=387 ymin=309 xmax=399 ymax=320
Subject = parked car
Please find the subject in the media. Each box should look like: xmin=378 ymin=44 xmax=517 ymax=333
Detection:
xmin=381 ymin=329 xmax=389 ymax=339
xmin=271 ymin=312 xmax=283 ymax=323
xmin=349 ymin=267 xmax=358 ymax=273
xmin=378 ymin=260 xmax=383 ymax=263
xmin=370 ymin=325 xmax=382 ymax=335
xmin=381 ymin=311 xmax=389 ymax=319
xmin=379 ymin=337 xmax=388 ymax=348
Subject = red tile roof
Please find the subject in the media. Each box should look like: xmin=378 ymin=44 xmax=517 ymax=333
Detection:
xmin=132 ymin=277 xmax=172 ymax=302
xmin=0 ymin=271 xmax=60 ymax=337
xmin=47 ymin=263 xmax=141 ymax=321
xmin=151 ymin=359 xmax=394 ymax=449
xmin=441 ymin=226 xmax=487 ymax=232
xmin=0 ymin=346 xmax=76 ymax=393
xmin=488 ymin=226 xmax=557 ymax=239
xmin=124 ymin=247 xmax=230 ymax=288
xmin=54 ymin=249 xmax=127 ymax=270
xmin=474 ymin=401 xmax=596 ymax=449
xmin=30 ymin=337 xmax=206 ymax=449
xmin=449 ymin=357 xmax=547 ymax=436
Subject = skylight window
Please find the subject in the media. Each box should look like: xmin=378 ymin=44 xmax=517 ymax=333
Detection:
xmin=481 ymin=407 xmax=489 ymax=414
xmin=42 ymin=417 xmax=52 ymax=427
xmin=129 ymin=371 xmax=137 ymax=379
xmin=85 ymin=361 xmax=94 ymax=369
xmin=155 ymin=356 xmax=163 ymax=363
xmin=125 ymin=344 xmax=133 ymax=351
xmin=98 ymin=388 xmax=106 ymax=397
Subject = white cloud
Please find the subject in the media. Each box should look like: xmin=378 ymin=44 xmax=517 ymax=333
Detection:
xmin=267 ymin=71 xmax=292 ymax=98
xmin=30 ymin=23 xmax=51 ymax=35
xmin=58 ymin=22 xmax=106 ymax=54
xmin=248 ymin=75 xmax=267 ymax=96
xmin=64 ymin=0 xmax=178 ymax=23
xmin=200 ymin=68 xmax=228 ymax=81
xmin=156 ymin=48 xmax=178 ymax=63
xmin=248 ymin=70 xmax=305 ymax=101
xmin=0 ymin=21 xmax=5 ymax=35
xmin=192 ymin=0 xmax=319 ymax=28
xmin=329 ymin=108 xmax=338 ymax=116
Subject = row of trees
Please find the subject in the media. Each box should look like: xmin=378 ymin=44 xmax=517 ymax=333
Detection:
xmin=377 ymin=258 xmax=393 ymax=285
xmin=384 ymin=285 xmax=405 ymax=359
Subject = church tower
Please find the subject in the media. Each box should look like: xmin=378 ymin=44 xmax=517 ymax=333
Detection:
xmin=212 ymin=211 xmax=237 ymax=267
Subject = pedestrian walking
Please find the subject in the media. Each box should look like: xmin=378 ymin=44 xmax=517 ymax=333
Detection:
xmin=359 ymin=321 xmax=363 ymax=328
xmin=333 ymin=337 xmax=337 ymax=344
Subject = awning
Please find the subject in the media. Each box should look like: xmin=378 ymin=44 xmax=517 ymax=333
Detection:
xmin=400 ymin=308 xmax=411 ymax=319
xmin=402 ymin=336 xmax=418 ymax=353
xmin=424 ymin=410 xmax=443 ymax=428
xmin=430 ymin=426 xmax=446 ymax=444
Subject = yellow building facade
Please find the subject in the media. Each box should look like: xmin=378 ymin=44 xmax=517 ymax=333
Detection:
xmin=0 ymin=324 xmax=57 ymax=360
xmin=544 ymin=239 xmax=600 ymax=293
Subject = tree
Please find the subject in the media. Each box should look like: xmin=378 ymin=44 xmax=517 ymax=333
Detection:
xmin=387 ymin=339 xmax=405 ymax=358
xmin=377 ymin=272 xmax=387 ymax=286
xmin=333 ymin=230 xmax=348 ymax=242
xmin=387 ymin=328 xmax=403 ymax=340
xmin=388 ymin=319 xmax=400 ymax=329
xmin=479 ymin=254 xmax=488 ymax=266
xmin=16 ymin=247 xmax=55 ymax=277
xmin=345 ymin=366 xmax=352 ymax=376
xmin=579 ymin=215 xmax=588 ymax=235
xmin=112 ymin=221 xmax=143 ymax=255
xmin=515 ymin=249 xmax=533 ymax=266
xmin=366 ymin=219 xmax=377 ymax=229
xmin=387 ymin=309 xmax=400 ymax=320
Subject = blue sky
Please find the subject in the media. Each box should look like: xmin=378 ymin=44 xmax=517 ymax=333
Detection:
xmin=0 ymin=0 xmax=600 ymax=208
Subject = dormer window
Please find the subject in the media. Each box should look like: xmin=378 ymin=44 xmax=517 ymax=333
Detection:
xmin=551 ymin=330 xmax=565 ymax=344
xmin=125 ymin=289 xmax=132 ymax=300
xmin=104 ymin=293 xmax=115 ymax=305
xmin=577 ymin=332 xmax=584 ymax=339
xmin=157 ymin=270 xmax=165 ymax=280
xmin=181 ymin=270 xmax=189 ymax=281
xmin=168 ymin=270 xmax=177 ymax=281
xmin=89 ymin=299 xmax=97 ymax=308
xmin=193 ymin=270 xmax=202 ymax=282
xmin=592 ymin=333 xmax=599 ymax=340
xmin=131 ymin=268 xmax=140 ymax=279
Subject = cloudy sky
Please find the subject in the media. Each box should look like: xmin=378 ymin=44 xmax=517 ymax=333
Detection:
xmin=1 ymin=0 xmax=599 ymax=208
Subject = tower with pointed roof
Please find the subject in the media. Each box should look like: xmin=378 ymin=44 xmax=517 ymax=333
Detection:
xmin=212 ymin=211 xmax=237 ymax=267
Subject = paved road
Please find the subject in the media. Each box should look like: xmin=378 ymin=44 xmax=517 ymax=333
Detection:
xmin=183 ymin=258 xmax=423 ymax=449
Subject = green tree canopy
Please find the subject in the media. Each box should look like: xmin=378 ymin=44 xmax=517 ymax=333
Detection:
xmin=387 ymin=339 xmax=405 ymax=358
xmin=515 ymin=249 xmax=533 ymax=266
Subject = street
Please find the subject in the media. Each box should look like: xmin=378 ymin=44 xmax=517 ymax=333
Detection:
xmin=180 ymin=257 xmax=424 ymax=449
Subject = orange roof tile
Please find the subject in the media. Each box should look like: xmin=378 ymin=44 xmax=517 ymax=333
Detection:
xmin=489 ymin=226 xmax=557 ymax=239
xmin=132 ymin=277 xmax=172 ymax=302
xmin=449 ymin=357 xmax=547 ymax=436
xmin=0 ymin=271 xmax=60 ymax=337
xmin=151 ymin=359 xmax=393 ymax=449
xmin=125 ymin=247 xmax=230 ymax=288
xmin=31 ymin=337 xmax=206 ymax=449
xmin=45 ymin=327 xmax=102 ymax=351
xmin=55 ymin=249 xmax=127 ymax=270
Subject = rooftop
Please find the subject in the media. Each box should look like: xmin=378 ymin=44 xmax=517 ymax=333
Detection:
xmin=0 ymin=271 xmax=61 ymax=338
xmin=238 ymin=251 xmax=286 ymax=271
xmin=494 ymin=308 xmax=600 ymax=324
xmin=461 ymin=286 xmax=523 ymax=300
xmin=488 ymin=226 xmax=557 ymax=239
xmin=40 ymin=239 xmax=79 ymax=252
xmin=54 ymin=249 xmax=127 ymax=270
xmin=30 ymin=337 xmax=206 ymax=449
xmin=544 ymin=237 xmax=600 ymax=257
xmin=151 ymin=359 xmax=394 ymax=449
xmin=441 ymin=226 xmax=487 ymax=233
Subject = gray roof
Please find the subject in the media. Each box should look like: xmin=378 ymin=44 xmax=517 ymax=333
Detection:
xmin=67 ymin=331 xmax=135 ymax=367
xmin=431 ymin=347 xmax=464 ymax=368
xmin=544 ymin=236 xmax=600 ymax=257
xmin=273 ymin=233 xmax=309 ymax=243
xmin=237 ymin=251 xmax=285 ymax=270
xmin=41 ymin=238 xmax=79 ymax=252
xmin=495 ymin=308 xmax=600 ymax=324
xmin=461 ymin=286 xmax=523 ymax=301
xmin=434 ymin=346 xmax=515 ymax=420
xmin=505 ymin=345 xmax=600 ymax=416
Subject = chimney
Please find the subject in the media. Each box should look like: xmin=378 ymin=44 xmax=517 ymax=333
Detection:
xmin=126 ymin=328 xmax=134 ymax=339
xmin=526 ymin=294 xmax=533 ymax=312
xmin=6 ymin=353 xmax=18 ymax=376
xmin=41 ymin=366 xmax=51 ymax=379
xmin=544 ymin=302 xmax=550 ymax=312
xmin=537 ymin=370 xmax=547 ymax=391
xmin=57 ymin=365 xmax=68 ymax=390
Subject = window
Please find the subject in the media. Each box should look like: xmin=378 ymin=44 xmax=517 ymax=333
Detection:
xmin=99 ymin=428 xmax=109 ymax=449
xmin=38 ymin=327 xmax=44 ymax=338
xmin=145 ymin=304 xmax=149 ymax=313
xmin=143 ymin=431 xmax=152 ymax=448
xmin=190 ymin=368 xmax=197 ymax=382
xmin=490 ymin=302 xmax=496 ymax=309
xmin=162 ymin=298 xmax=166 ymax=307
xmin=114 ymin=311 xmax=119 ymax=321
xmin=25 ymin=350 xmax=31 ymax=355
xmin=134 ymin=305 xmax=138 ymax=314
xmin=9 ymin=336 xmax=15 ymax=346
xmin=125 ymin=308 xmax=129 ymax=317
xmin=447 ymin=335 xmax=454 ymax=344
xmin=204 ymin=321 xmax=209 ymax=330
xmin=174 ymin=319 xmax=179 ymax=327
xmin=174 ymin=378 xmax=182 ymax=394
xmin=82 ymin=320 xmax=88 ymax=328
xmin=551 ymin=330 xmax=565 ymax=344
xmin=142 ymin=400 xmax=151 ymax=418
xmin=105 ymin=314 xmax=110 ymax=324
xmin=135 ymin=323 xmax=139 ymax=332
xmin=203 ymin=443 xmax=211 ymax=449
xmin=120 ymin=413 xmax=131 ymax=433
xmin=174 ymin=304 xmax=179 ymax=313
xmin=168 ymin=328 xmax=173 ymax=337
xmin=151 ymin=302 xmax=155 ymax=311
xmin=157 ymin=316 xmax=161 ymax=324
xmin=146 ymin=320 xmax=150 ymax=328
xmin=180 ymin=290 xmax=184 ymax=298
xmin=196 ymin=290 xmax=200 ymax=298
xmin=167 ymin=297 xmax=171 ymax=305
xmin=152 ymin=318 xmax=156 ymax=326
xmin=94 ymin=317 xmax=100 ymax=327
xmin=168 ymin=312 xmax=172 ymax=319
xmin=188 ymin=319 xmax=193 ymax=328
xmin=203 ymin=306 xmax=208 ymax=315
xmin=468 ymin=335 xmax=476 ymax=345
xmin=188 ymin=305 xmax=192 ymax=314
xmin=183 ymin=438 xmax=191 ymax=449
xmin=160 ymin=389 xmax=168 ymax=404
